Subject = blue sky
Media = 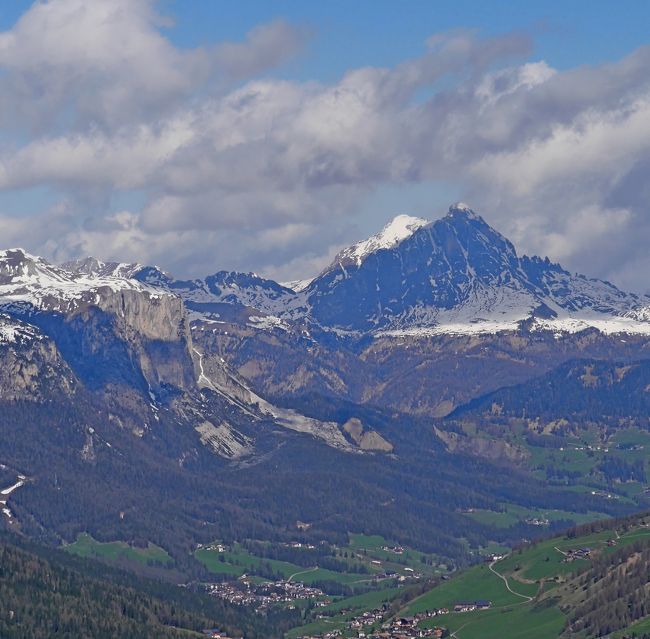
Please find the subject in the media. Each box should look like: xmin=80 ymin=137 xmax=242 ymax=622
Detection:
xmin=164 ymin=1 xmax=650 ymax=76
xmin=4 ymin=1 xmax=646 ymax=77
xmin=0 ymin=1 xmax=649 ymax=291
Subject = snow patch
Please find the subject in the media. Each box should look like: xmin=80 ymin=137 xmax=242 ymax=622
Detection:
xmin=281 ymin=278 xmax=313 ymax=292
xmin=0 ymin=317 xmax=40 ymax=344
xmin=336 ymin=214 xmax=429 ymax=266
xmin=447 ymin=202 xmax=480 ymax=219
xmin=0 ymin=475 xmax=27 ymax=522
xmin=0 ymin=249 xmax=170 ymax=316
xmin=1 ymin=479 xmax=25 ymax=495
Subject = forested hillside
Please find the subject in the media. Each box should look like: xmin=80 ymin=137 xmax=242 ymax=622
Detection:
xmin=0 ymin=534 xmax=297 ymax=639
xmin=450 ymin=358 xmax=650 ymax=425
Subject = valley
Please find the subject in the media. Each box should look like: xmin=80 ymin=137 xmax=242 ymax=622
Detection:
xmin=281 ymin=513 xmax=650 ymax=639
xmin=0 ymin=0 xmax=648 ymax=634
xmin=0 ymin=205 xmax=649 ymax=637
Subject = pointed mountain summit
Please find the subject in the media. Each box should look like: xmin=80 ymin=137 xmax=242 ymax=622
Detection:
xmin=304 ymin=204 xmax=648 ymax=334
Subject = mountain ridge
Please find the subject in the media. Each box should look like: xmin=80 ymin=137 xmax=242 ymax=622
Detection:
xmin=8 ymin=204 xmax=645 ymax=338
xmin=301 ymin=204 xmax=648 ymax=333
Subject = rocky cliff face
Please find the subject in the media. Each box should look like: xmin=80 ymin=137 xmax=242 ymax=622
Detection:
xmin=193 ymin=314 xmax=650 ymax=418
xmin=1 ymin=203 xmax=648 ymax=455
xmin=0 ymin=316 xmax=76 ymax=401
xmin=84 ymin=287 xmax=196 ymax=396
xmin=0 ymin=252 xmax=384 ymax=459
xmin=0 ymin=251 xmax=196 ymax=397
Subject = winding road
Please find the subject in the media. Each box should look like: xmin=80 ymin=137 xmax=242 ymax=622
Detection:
xmin=287 ymin=566 xmax=319 ymax=582
xmin=488 ymin=561 xmax=534 ymax=602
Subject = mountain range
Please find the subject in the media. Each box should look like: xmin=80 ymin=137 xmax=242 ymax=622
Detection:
xmin=41 ymin=203 xmax=650 ymax=337
xmin=0 ymin=203 xmax=648 ymax=572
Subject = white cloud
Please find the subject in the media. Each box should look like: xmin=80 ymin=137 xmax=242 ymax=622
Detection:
xmin=0 ymin=0 xmax=307 ymax=132
xmin=0 ymin=0 xmax=211 ymax=130
xmin=0 ymin=2 xmax=648 ymax=292
xmin=214 ymin=19 xmax=310 ymax=79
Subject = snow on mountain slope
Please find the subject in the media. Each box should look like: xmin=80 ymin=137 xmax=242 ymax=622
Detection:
xmin=0 ymin=249 xmax=168 ymax=316
xmin=280 ymin=278 xmax=314 ymax=292
xmin=201 ymin=271 xmax=299 ymax=313
xmin=61 ymin=256 xmax=143 ymax=279
xmin=0 ymin=313 xmax=42 ymax=344
xmin=625 ymin=305 xmax=650 ymax=322
xmin=3 ymin=202 xmax=649 ymax=338
xmin=305 ymin=204 xmax=650 ymax=335
xmin=332 ymin=214 xmax=429 ymax=267
xmin=132 ymin=267 xmax=305 ymax=327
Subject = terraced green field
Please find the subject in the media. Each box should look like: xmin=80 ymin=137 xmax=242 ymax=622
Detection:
xmin=493 ymin=532 xmax=611 ymax=581
xmin=407 ymin=564 xmax=530 ymax=613
xmin=420 ymin=601 xmax=565 ymax=639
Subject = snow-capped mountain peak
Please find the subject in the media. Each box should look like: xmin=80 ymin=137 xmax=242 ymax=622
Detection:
xmin=0 ymin=248 xmax=71 ymax=285
xmin=446 ymin=202 xmax=480 ymax=219
xmin=303 ymin=204 xmax=650 ymax=335
xmin=2 ymin=203 xmax=648 ymax=338
xmin=334 ymin=214 xmax=429 ymax=267
xmin=61 ymin=257 xmax=144 ymax=280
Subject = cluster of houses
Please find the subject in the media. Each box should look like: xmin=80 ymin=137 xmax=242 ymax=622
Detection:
xmin=368 ymin=616 xmax=447 ymax=638
xmin=381 ymin=545 xmax=405 ymax=555
xmin=452 ymin=600 xmax=491 ymax=613
xmin=358 ymin=567 xmax=423 ymax=583
xmin=346 ymin=607 xmax=389 ymax=633
xmin=300 ymin=600 xmax=494 ymax=639
xmin=285 ymin=541 xmax=318 ymax=549
xmin=561 ymin=444 xmax=609 ymax=453
xmin=308 ymin=603 xmax=391 ymax=636
xmin=483 ymin=553 xmax=506 ymax=563
xmin=525 ymin=517 xmax=550 ymax=527
xmin=562 ymin=547 xmax=592 ymax=563
xmin=299 ymin=609 xmax=448 ymax=639
xmin=201 ymin=630 xmax=236 ymax=639
xmin=199 ymin=542 xmax=228 ymax=553
xmin=203 ymin=578 xmax=327 ymax=608
xmin=590 ymin=490 xmax=618 ymax=500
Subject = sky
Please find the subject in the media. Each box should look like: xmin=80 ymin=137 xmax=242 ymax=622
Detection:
xmin=0 ymin=1 xmax=649 ymax=292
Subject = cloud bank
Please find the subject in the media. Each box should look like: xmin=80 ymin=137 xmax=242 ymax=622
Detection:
xmin=0 ymin=0 xmax=649 ymax=292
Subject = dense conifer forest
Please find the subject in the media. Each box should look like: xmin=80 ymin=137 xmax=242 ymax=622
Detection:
xmin=0 ymin=534 xmax=299 ymax=639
